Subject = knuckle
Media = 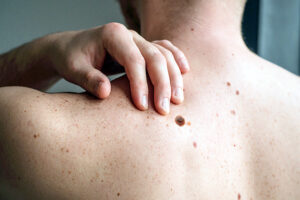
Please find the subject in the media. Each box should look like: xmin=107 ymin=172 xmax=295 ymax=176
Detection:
xmin=129 ymin=29 xmax=138 ymax=36
xmin=104 ymin=22 xmax=126 ymax=31
xmin=163 ymin=49 xmax=174 ymax=60
xmin=84 ymin=70 xmax=97 ymax=82
xmin=156 ymin=79 xmax=171 ymax=90
xmin=147 ymin=47 xmax=166 ymax=64
xmin=160 ymin=39 xmax=172 ymax=46
xmin=126 ymin=51 xmax=145 ymax=67
xmin=102 ymin=22 xmax=127 ymax=37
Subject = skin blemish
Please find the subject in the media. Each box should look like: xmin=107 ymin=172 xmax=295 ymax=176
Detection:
xmin=238 ymin=193 xmax=241 ymax=200
xmin=175 ymin=115 xmax=185 ymax=126
xmin=193 ymin=142 xmax=197 ymax=148
xmin=231 ymin=110 xmax=236 ymax=115
xmin=191 ymin=27 xmax=194 ymax=31
xmin=68 ymin=170 xmax=72 ymax=175
xmin=117 ymin=193 xmax=120 ymax=197
xmin=187 ymin=121 xmax=191 ymax=126
xmin=33 ymin=133 xmax=40 ymax=139
xmin=227 ymin=82 xmax=231 ymax=87
xmin=17 ymin=176 xmax=21 ymax=181
xmin=216 ymin=113 xmax=219 ymax=117
xmin=236 ymin=90 xmax=240 ymax=95
xmin=66 ymin=149 xmax=69 ymax=153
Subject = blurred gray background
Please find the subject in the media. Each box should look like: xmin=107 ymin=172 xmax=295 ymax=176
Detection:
xmin=0 ymin=0 xmax=299 ymax=94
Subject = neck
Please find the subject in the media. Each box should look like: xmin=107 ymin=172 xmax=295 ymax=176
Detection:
xmin=139 ymin=1 xmax=248 ymax=72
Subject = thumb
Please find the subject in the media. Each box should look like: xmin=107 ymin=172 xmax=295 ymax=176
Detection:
xmin=72 ymin=66 xmax=111 ymax=99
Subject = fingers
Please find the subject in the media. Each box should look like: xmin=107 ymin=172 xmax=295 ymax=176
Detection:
xmin=101 ymin=23 xmax=148 ymax=111
xmin=131 ymin=31 xmax=171 ymax=115
xmin=67 ymin=66 xmax=111 ymax=99
xmin=153 ymin=44 xmax=184 ymax=105
xmin=153 ymin=40 xmax=190 ymax=74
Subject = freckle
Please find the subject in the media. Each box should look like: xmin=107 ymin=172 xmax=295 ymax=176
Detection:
xmin=146 ymin=123 xmax=149 ymax=127
xmin=237 ymin=193 xmax=241 ymax=200
xmin=147 ymin=116 xmax=150 ymax=119
xmin=233 ymin=144 xmax=236 ymax=147
xmin=101 ymin=179 xmax=104 ymax=183
xmin=187 ymin=121 xmax=191 ymax=126
xmin=117 ymin=193 xmax=120 ymax=197
xmin=232 ymin=53 xmax=235 ymax=56
xmin=227 ymin=82 xmax=231 ymax=86
xmin=17 ymin=176 xmax=21 ymax=181
xmin=23 ymin=110 xmax=27 ymax=112
xmin=62 ymin=170 xmax=64 ymax=174
xmin=61 ymin=147 xmax=64 ymax=152
xmin=216 ymin=113 xmax=219 ymax=117
xmin=236 ymin=90 xmax=240 ymax=95
xmin=66 ymin=149 xmax=69 ymax=153
xmin=33 ymin=134 xmax=37 ymax=139
xmin=166 ymin=124 xmax=169 ymax=127
xmin=193 ymin=142 xmax=197 ymax=148
xmin=36 ymin=95 xmax=40 ymax=98
xmin=175 ymin=115 xmax=185 ymax=126
xmin=191 ymin=27 xmax=194 ymax=31
xmin=90 ymin=179 xmax=94 ymax=183
xmin=68 ymin=170 xmax=71 ymax=175
xmin=231 ymin=110 xmax=236 ymax=115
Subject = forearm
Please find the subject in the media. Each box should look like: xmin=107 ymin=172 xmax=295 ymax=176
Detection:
xmin=0 ymin=32 xmax=71 ymax=90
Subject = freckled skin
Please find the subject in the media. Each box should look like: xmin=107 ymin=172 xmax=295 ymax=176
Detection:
xmin=226 ymin=82 xmax=231 ymax=86
xmin=236 ymin=90 xmax=240 ymax=95
xmin=0 ymin=30 xmax=300 ymax=199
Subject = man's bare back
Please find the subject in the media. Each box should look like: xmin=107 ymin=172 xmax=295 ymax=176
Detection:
xmin=0 ymin=42 xmax=299 ymax=199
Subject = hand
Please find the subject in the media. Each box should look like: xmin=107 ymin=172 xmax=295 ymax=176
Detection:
xmin=52 ymin=23 xmax=190 ymax=115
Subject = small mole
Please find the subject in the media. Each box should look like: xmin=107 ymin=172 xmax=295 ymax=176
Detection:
xmin=236 ymin=90 xmax=240 ymax=95
xmin=175 ymin=115 xmax=185 ymax=126
xmin=227 ymin=82 xmax=231 ymax=86
xmin=233 ymin=144 xmax=236 ymax=147
xmin=117 ymin=193 xmax=120 ymax=197
xmin=68 ymin=170 xmax=71 ymax=175
xmin=231 ymin=110 xmax=236 ymax=115
xmin=193 ymin=142 xmax=197 ymax=148
xmin=187 ymin=121 xmax=191 ymax=126
xmin=237 ymin=193 xmax=241 ymax=200
xmin=66 ymin=149 xmax=69 ymax=153
xmin=191 ymin=27 xmax=194 ymax=31
xmin=33 ymin=134 xmax=40 ymax=139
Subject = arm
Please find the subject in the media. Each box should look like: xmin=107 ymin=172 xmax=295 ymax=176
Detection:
xmin=0 ymin=33 xmax=66 ymax=90
xmin=0 ymin=24 xmax=189 ymax=115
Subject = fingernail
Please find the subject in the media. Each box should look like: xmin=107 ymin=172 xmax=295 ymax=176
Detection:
xmin=142 ymin=95 xmax=148 ymax=109
xmin=161 ymin=98 xmax=170 ymax=114
xmin=174 ymin=88 xmax=184 ymax=101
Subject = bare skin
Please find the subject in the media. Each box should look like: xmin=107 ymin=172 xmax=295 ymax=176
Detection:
xmin=0 ymin=0 xmax=300 ymax=199
xmin=0 ymin=23 xmax=190 ymax=115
